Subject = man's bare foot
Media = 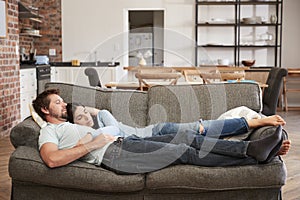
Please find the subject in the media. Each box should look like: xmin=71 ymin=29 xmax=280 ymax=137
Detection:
xmin=247 ymin=115 xmax=286 ymax=128
xmin=277 ymin=140 xmax=291 ymax=156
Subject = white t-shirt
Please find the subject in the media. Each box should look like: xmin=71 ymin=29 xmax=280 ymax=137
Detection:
xmin=39 ymin=122 xmax=115 ymax=166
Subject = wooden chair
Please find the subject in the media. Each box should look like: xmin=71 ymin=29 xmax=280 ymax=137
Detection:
xmin=183 ymin=68 xmax=245 ymax=84
xmin=135 ymin=68 xmax=182 ymax=91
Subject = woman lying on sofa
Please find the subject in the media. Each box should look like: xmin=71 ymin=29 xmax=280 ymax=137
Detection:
xmin=66 ymin=102 xmax=290 ymax=156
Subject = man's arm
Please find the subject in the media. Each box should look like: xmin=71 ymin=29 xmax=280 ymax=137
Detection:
xmin=40 ymin=133 xmax=115 ymax=168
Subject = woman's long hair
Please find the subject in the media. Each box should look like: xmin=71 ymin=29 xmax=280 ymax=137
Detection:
xmin=66 ymin=102 xmax=99 ymax=129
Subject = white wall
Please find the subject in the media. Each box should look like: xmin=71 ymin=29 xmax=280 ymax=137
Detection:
xmin=282 ymin=0 xmax=300 ymax=68
xmin=282 ymin=0 xmax=300 ymax=107
xmin=62 ymin=0 xmax=195 ymax=67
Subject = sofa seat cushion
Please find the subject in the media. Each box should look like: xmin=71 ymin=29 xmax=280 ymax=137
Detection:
xmin=9 ymin=146 xmax=145 ymax=193
xmin=146 ymin=160 xmax=286 ymax=191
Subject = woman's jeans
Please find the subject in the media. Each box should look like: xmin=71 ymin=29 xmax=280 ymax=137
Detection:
xmin=152 ymin=118 xmax=249 ymax=138
xmin=98 ymin=109 xmax=249 ymax=139
xmin=102 ymin=129 xmax=257 ymax=175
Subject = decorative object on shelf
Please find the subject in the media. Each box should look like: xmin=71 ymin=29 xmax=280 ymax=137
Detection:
xmin=242 ymin=16 xmax=262 ymax=24
xmin=136 ymin=50 xmax=153 ymax=66
xmin=217 ymin=59 xmax=229 ymax=66
xmin=242 ymin=60 xmax=255 ymax=67
xmin=270 ymin=14 xmax=277 ymax=24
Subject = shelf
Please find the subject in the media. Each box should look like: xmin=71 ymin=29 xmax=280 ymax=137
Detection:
xmin=240 ymin=23 xmax=281 ymax=26
xmin=197 ymin=23 xmax=237 ymax=26
xmin=197 ymin=0 xmax=281 ymax=5
xmin=239 ymin=45 xmax=281 ymax=48
xmin=18 ymin=2 xmax=43 ymax=19
xmin=20 ymin=33 xmax=42 ymax=37
xmin=195 ymin=0 xmax=282 ymax=67
xmin=198 ymin=45 xmax=236 ymax=48
xmin=197 ymin=1 xmax=237 ymax=5
xmin=18 ymin=2 xmax=43 ymax=38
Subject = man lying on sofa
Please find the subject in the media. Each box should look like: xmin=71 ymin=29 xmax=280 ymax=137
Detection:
xmin=33 ymin=89 xmax=289 ymax=174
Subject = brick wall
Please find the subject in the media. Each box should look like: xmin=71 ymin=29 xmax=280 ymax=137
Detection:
xmin=0 ymin=0 xmax=20 ymax=137
xmin=33 ymin=0 xmax=62 ymax=62
xmin=0 ymin=0 xmax=62 ymax=137
xmin=19 ymin=0 xmax=62 ymax=62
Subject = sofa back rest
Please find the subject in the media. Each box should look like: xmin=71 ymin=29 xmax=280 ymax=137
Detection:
xmin=45 ymin=83 xmax=149 ymax=127
xmin=147 ymin=83 xmax=262 ymax=124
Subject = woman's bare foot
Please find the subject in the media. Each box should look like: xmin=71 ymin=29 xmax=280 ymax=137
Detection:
xmin=247 ymin=115 xmax=286 ymax=128
xmin=199 ymin=124 xmax=204 ymax=134
xmin=277 ymin=140 xmax=291 ymax=156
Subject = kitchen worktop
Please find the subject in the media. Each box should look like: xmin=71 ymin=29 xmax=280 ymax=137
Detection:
xmin=50 ymin=61 xmax=120 ymax=67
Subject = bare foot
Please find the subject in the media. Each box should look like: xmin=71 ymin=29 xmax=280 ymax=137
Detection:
xmin=247 ymin=115 xmax=286 ymax=128
xmin=199 ymin=124 xmax=204 ymax=134
xmin=277 ymin=140 xmax=291 ymax=156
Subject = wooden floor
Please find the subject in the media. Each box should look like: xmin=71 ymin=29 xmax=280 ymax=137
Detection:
xmin=0 ymin=110 xmax=299 ymax=200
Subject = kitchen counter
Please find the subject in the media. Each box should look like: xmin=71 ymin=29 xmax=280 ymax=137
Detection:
xmin=50 ymin=61 xmax=119 ymax=67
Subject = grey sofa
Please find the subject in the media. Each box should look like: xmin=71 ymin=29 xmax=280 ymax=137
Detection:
xmin=9 ymin=82 xmax=287 ymax=200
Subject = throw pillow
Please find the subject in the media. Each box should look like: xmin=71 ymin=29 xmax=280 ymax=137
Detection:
xmin=29 ymin=104 xmax=47 ymax=128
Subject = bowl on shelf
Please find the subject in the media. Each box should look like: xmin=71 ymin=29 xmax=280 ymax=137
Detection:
xmin=242 ymin=60 xmax=255 ymax=67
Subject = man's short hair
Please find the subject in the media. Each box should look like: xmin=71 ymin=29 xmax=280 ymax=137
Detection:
xmin=32 ymin=89 xmax=60 ymax=121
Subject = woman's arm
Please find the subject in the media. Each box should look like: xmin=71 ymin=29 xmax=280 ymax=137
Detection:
xmin=85 ymin=106 xmax=100 ymax=116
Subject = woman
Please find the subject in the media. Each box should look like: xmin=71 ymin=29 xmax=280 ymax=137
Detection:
xmin=66 ymin=102 xmax=288 ymax=140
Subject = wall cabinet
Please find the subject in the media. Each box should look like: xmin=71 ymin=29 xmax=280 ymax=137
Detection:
xmin=20 ymin=68 xmax=37 ymax=121
xmin=51 ymin=67 xmax=117 ymax=87
xmin=195 ymin=0 xmax=282 ymax=67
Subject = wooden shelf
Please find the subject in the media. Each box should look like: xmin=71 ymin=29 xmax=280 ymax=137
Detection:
xmin=20 ymin=33 xmax=42 ymax=37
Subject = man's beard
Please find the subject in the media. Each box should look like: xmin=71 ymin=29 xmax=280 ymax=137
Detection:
xmin=61 ymin=112 xmax=68 ymax=119
xmin=49 ymin=109 xmax=68 ymax=120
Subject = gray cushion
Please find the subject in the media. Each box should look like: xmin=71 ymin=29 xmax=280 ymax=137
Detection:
xmin=146 ymin=160 xmax=286 ymax=191
xmin=9 ymin=146 xmax=145 ymax=193
xmin=147 ymin=83 xmax=262 ymax=124
xmin=46 ymin=82 xmax=149 ymax=127
xmin=10 ymin=117 xmax=40 ymax=149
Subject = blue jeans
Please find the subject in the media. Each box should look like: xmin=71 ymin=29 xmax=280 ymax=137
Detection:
xmin=102 ymin=130 xmax=257 ymax=175
xmin=152 ymin=118 xmax=249 ymax=138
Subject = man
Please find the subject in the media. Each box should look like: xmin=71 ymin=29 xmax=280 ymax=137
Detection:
xmin=33 ymin=89 xmax=286 ymax=174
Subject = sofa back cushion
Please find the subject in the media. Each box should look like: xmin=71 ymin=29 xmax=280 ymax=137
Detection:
xmin=147 ymin=83 xmax=262 ymax=124
xmin=45 ymin=83 xmax=149 ymax=127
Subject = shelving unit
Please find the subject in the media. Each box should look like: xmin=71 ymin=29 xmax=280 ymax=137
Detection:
xmin=18 ymin=2 xmax=43 ymax=37
xmin=195 ymin=0 xmax=282 ymax=67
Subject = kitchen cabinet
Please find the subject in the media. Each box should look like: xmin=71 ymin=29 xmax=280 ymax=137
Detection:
xmin=51 ymin=67 xmax=117 ymax=87
xmin=18 ymin=2 xmax=43 ymax=37
xmin=195 ymin=0 xmax=282 ymax=67
xmin=20 ymin=68 xmax=37 ymax=121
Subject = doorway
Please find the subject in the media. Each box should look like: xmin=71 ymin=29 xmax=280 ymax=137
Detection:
xmin=128 ymin=10 xmax=164 ymax=66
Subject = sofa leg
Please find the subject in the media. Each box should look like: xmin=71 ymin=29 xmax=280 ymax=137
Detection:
xmin=279 ymin=189 xmax=282 ymax=200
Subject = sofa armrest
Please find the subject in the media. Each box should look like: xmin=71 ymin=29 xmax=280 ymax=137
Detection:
xmin=249 ymin=126 xmax=288 ymax=141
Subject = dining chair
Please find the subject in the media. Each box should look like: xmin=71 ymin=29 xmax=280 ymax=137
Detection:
xmin=262 ymin=67 xmax=287 ymax=116
xmin=84 ymin=67 xmax=102 ymax=87
xmin=135 ymin=68 xmax=182 ymax=91
xmin=183 ymin=68 xmax=245 ymax=84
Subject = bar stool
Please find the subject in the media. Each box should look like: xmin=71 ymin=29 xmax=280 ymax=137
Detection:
xmin=283 ymin=68 xmax=300 ymax=111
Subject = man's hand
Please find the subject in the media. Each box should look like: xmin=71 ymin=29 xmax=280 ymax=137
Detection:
xmin=87 ymin=133 xmax=116 ymax=151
